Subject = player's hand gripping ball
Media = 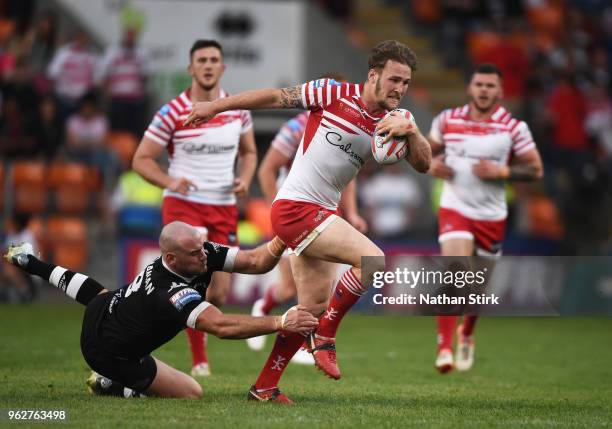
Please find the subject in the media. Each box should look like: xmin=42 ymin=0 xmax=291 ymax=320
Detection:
xmin=371 ymin=108 xmax=415 ymax=165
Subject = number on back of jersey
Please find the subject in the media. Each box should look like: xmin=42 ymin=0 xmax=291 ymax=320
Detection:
xmin=124 ymin=271 xmax=144 ymax=298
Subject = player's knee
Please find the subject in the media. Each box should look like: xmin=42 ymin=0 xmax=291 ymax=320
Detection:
xmin=306 ymin=302 xmax=328 ymax=318
xmin=355 ymin=245 xmax=385 ymax=269
xmin=364 ymin=248 xmax=386 ymax=273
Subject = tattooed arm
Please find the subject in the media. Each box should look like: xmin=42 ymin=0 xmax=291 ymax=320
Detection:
xmin=472 ymin=148 xmax=544 ymax=181
xmin=184 ymin=86 xmax=303 ymax=126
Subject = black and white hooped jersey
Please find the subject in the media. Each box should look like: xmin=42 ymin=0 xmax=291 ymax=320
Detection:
xmin=98 ymin=241 xmax=238 ymax=359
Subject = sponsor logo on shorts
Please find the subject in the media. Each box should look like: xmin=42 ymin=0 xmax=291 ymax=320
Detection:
xmin=313 ymin=209 xmax=327 ymax=223
xmin=292 ymin=230 xmax=310 ymax=246
xmin=441 ymin=223 xmax=453 ymax=233
xmin=169 ymin=288 xmax=201 ymax=311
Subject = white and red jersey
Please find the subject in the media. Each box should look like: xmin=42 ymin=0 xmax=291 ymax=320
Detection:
xmin=98 ymin=45 xmax=150 ymax=100
xmin=270 ymin=111 xmax=309 ymax=185
xmin=275 ymin=79 xmax=384 ymax=209
xmin=430 ymin=104 xmax=536 ymax=221
xmin=144 ymin=89 xmax=253 ymax=205
xmin=47 ymin=43 xmax=99 ymax=101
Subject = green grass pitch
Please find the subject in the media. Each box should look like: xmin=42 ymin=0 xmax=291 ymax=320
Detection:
xmin=0 ymin=304 xmax=611 ymax=428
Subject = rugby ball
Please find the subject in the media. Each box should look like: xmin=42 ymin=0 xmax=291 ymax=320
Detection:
xmin=371 ymin=109 xmax=415 ymax=165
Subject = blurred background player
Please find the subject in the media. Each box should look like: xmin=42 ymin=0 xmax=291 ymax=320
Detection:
xmin=185 ymin=40 xmax=432 ymax=403
xmin=98 ymin=26 xmax=150 ymax=138
xmin=427 ymin=63 xmax=543 ymax=373
xmin=247 ymin=72 xmax=368 ymax=364
xmin=132 ymin=40 xmax=257 ymax=377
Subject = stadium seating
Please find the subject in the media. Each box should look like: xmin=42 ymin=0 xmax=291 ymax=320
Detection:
xmin=108 ymin=131 xmax=139 ymax=170
xmin=45 ymin=216 xmax=88 ymax=271
xmin=48 ymin=162 xmax=100 ymax=215
xmin=10 ymin=161 xmax=48 ymax=214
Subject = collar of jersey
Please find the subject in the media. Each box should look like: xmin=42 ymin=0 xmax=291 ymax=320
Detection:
xmin=184 ymin=87 xmax=227 ymax=105
xmin=161 ymin=257 xmax=196 ymax=283
xmin=353 ymin=93 xmax=386 ymax=121
xmin=463 ymin=103 xmax=504 ymax=122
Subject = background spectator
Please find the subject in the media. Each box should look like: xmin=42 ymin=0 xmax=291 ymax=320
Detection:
xmin=47 ymin=30 xmax=99 ymax=121
xmin=98 ymin=26 xmax=149 ymax=137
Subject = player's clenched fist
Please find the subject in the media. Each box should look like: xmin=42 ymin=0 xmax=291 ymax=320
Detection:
xmin=278 ymin=305 xmax=319 ymax=333
xmin=168 ymin=177 xmax=197 ymax=195
xmin=428 ymin=154 xmax=455 ymax=180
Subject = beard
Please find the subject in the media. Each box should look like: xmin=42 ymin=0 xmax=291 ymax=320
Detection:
xmin=375 ymin=75 xmax=400 ymax=111
xmin=196 ymin=77 xmax=218 ymax=92
xmin=199 ymin=82 xmax=216 ymax=91
xmin=473 ymin=95 xmax=498 ymax=113
xmin=375 ymin=76 xmax=389 ymax=110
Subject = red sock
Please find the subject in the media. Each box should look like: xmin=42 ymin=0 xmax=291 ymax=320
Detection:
xmin=462 ymin=315 xmax=478 ymax=336
xmin=437 ymin=316 xmax=458 ymax=351
xmin=261 ymin=286 xmax=279 ymax=315
xmin=186 ymin=328 xmax=208 ymax=366
xmin=316 ymin=268 xmax=363 ymax=339
xmin=254 ymin=331 xmax=304 ymax=389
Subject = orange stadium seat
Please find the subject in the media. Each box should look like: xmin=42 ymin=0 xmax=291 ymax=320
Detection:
xmin=45 ymin=216 xmax=88 ymax=271
xmin=48 ymin=162 xmax=100 ymax=214
xmin=0 ymin=19 xmax=15 ymax=43
xmin=528 ymin=196 xmax=565 ymax=240
xmin=246 ymin=199 xmax=273 ymax=239
xmin=10 ymin=161 xmax=48 ymax=214
xmin=412 ymin=0 xmax=441 ymax=24
xmin=108 ymin=131 xmax=139 ymax=170
xmin=467 ymin=31 xmax=501 ymax=62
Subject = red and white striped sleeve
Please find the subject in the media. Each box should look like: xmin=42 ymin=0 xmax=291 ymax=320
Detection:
xmin=428 ymin=109 xmax=449 ymax=145
xmin=144 ymin=102 xmax=179 ymax=146
xmin=300 ymin=79 xmax=360 ymax=110
xmin=240 ymin=110 xmax=253 ymax=134
xmin=270 ymin=112 xmax=308 ymax=159
xmin=510 ymin=120 xmax=536 ymax=156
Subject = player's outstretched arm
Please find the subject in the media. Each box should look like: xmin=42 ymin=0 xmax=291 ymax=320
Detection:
xmin=184 ymin=86 xmax=303 ymax=126
xmin=195 ymin=304 xmax=318 ymax=339
xmin=231 ymin=237 xmax=286 ymax=274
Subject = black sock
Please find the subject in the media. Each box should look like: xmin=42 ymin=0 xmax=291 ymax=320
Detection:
xmin=24 ymin=255 xmax=105 ymax=305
